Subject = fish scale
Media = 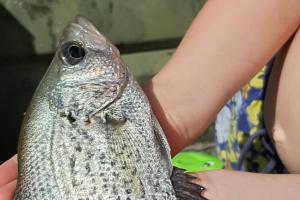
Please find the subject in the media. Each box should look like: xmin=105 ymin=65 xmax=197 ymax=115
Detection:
xmin=14 ymin=16 xmax=206 ymax=200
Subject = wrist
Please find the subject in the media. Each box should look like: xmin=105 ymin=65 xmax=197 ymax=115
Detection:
xmin=143 ymin=79 xmax=188 ymax=156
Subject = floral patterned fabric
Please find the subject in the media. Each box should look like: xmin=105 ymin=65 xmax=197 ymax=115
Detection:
xmin=215 ymin=62 xmax=284 ymax=172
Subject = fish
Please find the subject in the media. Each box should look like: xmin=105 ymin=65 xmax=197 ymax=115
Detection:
xmin=14 ymin=16 xmax=206 ymax=200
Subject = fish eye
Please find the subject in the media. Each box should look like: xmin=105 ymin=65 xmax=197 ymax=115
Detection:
xmin=60 ymin=42 xmax=85 ymax=65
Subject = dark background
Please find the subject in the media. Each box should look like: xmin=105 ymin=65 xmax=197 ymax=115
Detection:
xmin=0 ymin=5 xmax=50 ymax=163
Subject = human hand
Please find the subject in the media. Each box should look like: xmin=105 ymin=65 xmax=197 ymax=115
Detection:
xmin=0 ymin=155 xmax=18 ymax=200
xmin=190 ymin=169 xmax=300 ymax=200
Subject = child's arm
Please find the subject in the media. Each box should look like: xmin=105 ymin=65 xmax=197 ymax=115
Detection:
xmin=144 ymin=1 xmax=300 ymax=199
xmin=144 ymin=0 xmax=300 ymax=155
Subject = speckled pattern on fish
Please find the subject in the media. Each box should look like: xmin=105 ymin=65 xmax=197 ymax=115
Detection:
xmin=14 ymin=16 xmax=175 ymax=200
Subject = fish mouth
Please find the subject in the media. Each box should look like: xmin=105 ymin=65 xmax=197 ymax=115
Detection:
xmin=60 ymin=15 xmax=107 ymax=47
xmin=71 ymin=16 xmax=119 ymax=54
xmin=72 ymin=16 xmax=105 ymax=38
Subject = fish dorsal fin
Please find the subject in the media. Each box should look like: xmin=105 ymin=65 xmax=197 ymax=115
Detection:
xmin=171 ymin=167 xmax=207 ymax=200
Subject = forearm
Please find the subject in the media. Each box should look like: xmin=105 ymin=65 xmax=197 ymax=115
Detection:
xmin=193 ymin=170 xmax=300 ymax=200
xmin=144 ymin=0 xmax=300 ymax=155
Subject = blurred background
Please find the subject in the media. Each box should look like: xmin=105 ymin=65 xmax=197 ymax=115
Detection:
xmin=0 ymin=0 xmax=213 ymax=163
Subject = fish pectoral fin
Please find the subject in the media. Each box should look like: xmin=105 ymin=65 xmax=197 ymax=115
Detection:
xmin=103 ymin=108 xmax=126 ymax=127
xmin=151 ymin=114 xmax=173 ymax=176
xmin=171 ymin=167 xmax=207 ymax=200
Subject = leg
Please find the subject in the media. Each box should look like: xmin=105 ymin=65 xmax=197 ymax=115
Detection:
xmin=264 ymin=27 xmax=300 ymax=173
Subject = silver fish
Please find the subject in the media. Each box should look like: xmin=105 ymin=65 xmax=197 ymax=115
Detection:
xmin=14 ymin=16 xmax=205 ymax=200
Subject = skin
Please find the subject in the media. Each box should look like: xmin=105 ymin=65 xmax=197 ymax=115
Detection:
xmin=1 ymin=0 xmax=300 ymax=199
xmin=264 ymin=27 xmax=300 ymax=173
xmin=0 ymin=155 xmax=17 ymax=200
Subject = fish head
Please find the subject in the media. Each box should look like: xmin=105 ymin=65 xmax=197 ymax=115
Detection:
xmin=49 ymin=16 xmax=127 ymax=121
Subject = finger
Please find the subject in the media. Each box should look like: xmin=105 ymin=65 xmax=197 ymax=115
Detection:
xmin=0 ymin=180 xmax=17 ymax=200
xmin=0 ymin=155 xmax=18 ymax=187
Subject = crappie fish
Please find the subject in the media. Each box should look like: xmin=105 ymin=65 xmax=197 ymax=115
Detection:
xmin=15 ymin=16 xmax=205 ymax=200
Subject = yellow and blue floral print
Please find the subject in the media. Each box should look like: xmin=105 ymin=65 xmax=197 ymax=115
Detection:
xmin=215 ymin=62 xmax=285 ymax=173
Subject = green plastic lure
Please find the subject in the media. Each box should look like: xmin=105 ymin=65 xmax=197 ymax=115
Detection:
xmin=172 ymin=152 xmax=224 ymax=173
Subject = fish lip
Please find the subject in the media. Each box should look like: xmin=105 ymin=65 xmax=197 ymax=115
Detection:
xmin=73 ymin=15 xmax=93 ymax=27
xmin=71 ymin=15 xmax=106 ymax=39
xmin=59 ymin=15 xmax=107 ymax=48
